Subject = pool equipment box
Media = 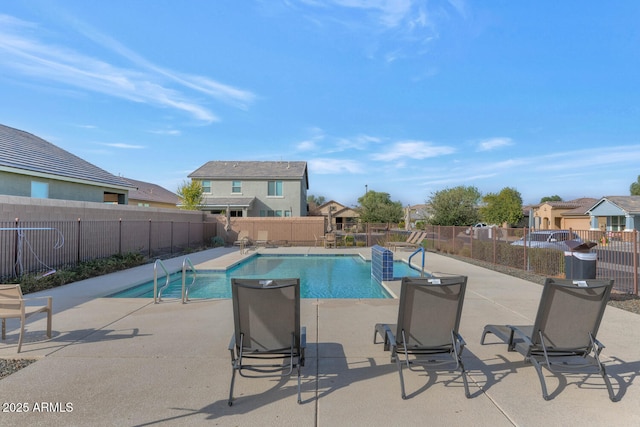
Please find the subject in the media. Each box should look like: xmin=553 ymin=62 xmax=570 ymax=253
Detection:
xmin=371 ymin=245 xmax=394 ymax=282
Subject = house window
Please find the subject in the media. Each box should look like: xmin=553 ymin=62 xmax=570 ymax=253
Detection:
xmin=284 ymin=210 xmax=291 ymax=217
xmin=231 ymin=181 xmax=241 ymax=193
xmin=31 ymin=181 xmax=48 ymax=198
xmin=610 ymin=216 xmax=626 ymax=231
xmin=201 ymin=180 xmax=211 ymax=193
xmin=268 ymin=181 xmax=283 ymax=197
xmin=260 ymin=210 xmax=282 ymax=217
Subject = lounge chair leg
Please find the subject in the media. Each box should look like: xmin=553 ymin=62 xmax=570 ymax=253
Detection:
xmin=530 ymin=359 xmax=551 ymax=400
xmin=297 ymin=363 xmax=302 ymax=404
xmin=228 ymin=368 xmax=237 ymax=406
xmin=600 ymin=366 xmax=617 ymax=402
xmin=459 ymin=361 xmax=471 ymax=398
xmin=395 ymin=355 xmax=407 ymax=399
xmin=17 ymin=317 xmax=25 ymax=353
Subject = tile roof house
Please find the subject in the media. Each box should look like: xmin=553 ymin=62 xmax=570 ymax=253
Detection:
xmin=587 ymin=196 xmax=640 ymax=233
xmin=532 ymin=198 xmax=598 ymax=230
xmin=188 ymin=161 xmax=308 ymax=217
xmin=124 ymin=178 xmax=179 ymax=209
xmin=0 ymin=124 xmax=135 ymax=203
xmin=317 ymin=200 xmax=359 ymax=232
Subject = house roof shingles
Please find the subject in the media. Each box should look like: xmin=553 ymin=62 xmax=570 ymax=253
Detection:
xmin=189 ymin=161 xmax=308 ymax=188
xmin=124 ymin=178 xmax=179 ymax=205
xmin=0 ymin=124 xmax=134 ymax=189
xmin=598 ymin=196 xmax=640 ymax=215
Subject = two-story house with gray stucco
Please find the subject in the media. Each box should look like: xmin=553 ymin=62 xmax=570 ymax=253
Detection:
xmin=0 ymin=124 xmax=135 ymax=203
xmin=188 ymin=161 xmax=308 ymax=217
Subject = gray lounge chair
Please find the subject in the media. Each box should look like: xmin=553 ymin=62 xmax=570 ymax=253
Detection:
xmin=228 ymin=278 xmax=306 ymax=406
xmin=374 ymin=275 xmax=470 ymax=399
xmin=481 ymin=278 xmax=616 ymax=401
xmin=389 ymin=231 xmax=425 ymax=251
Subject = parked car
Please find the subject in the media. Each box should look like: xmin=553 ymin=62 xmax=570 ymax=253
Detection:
xmin=465 ymin=223 xmax=488 ymax=235
xmin=511 ymin=230 xmax=583 ymax=250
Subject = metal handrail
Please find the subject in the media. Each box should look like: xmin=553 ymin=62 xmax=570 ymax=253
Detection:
xmin=181 ymin=257 xmax=197 ymax=304
xmin=153 ymin=259 xmax=170 ymax=304
xmin=408 ymin=246 xmax=426 ymax=277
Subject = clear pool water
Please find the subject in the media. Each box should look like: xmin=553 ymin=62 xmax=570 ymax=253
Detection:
xmin=110 ymin=255 xmax=421 ymax=299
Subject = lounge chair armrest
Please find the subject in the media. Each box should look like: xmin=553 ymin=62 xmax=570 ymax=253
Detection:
xmin=454 ymin=331 xmax=466 ymax=352
xmin=592 ymin=336 xmax=606 ymax=355
xmin=24 ymin=296 xmax=53 ymax=307
xmin=300 ymin=326 xmax=307 ymax=349
xmin=508 ymin=325 xmax=533 ymax=347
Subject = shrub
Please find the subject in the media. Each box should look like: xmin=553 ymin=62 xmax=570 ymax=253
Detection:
xmin=17 ymin=252 xmax=147 ymax=294
xmin=211 ymin=236 xmax=225 ymax=247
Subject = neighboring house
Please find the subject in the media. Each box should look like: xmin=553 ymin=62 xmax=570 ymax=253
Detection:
xmin=406 ymin=204 xmax=431 ymax=229
xmin=188 ymin=161 xmax=308 ymax=217
xmin=532 ymin=198 xmax=598 ymax=230
xmin=317 ymin=200 xmax=359 ymax=231
xmin=587 ymin=196 xmax=640 ymax=232
xmin=0 ymin=124 xmax=134 ymax=204
xmin=124 ymin=178 xmax=179 ymax=209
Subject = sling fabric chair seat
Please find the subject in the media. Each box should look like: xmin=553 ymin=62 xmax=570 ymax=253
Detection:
xmin=228 ymin=278 xmax=306 ymax=406
xmin=0 ymin=284 xmax=52 ymax=353
xmin=481 ymin=278 xmax=616 ymax=401
xmin=374 ymin=275 xmax=470 ymax=399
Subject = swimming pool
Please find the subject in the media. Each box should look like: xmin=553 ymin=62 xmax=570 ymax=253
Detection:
xmin=110 ymin=255 xmax=421 ymax=299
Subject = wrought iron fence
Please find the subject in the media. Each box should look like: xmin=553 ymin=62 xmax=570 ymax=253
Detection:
xmin=0 ymin=219 xmax=217 ymax=280
xmin=410 ymin=225 xmax=639 ymax=295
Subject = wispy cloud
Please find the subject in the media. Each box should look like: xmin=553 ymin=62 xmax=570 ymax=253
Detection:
xmin=99 ymin=142 xmax=145 ymax=149
xmin=476 ymin=137 xmax=513 ymax=151
xmin=0 ymin=14 xmax=256 ymax=123
xmin=334 ymin=134 xmax=382 ymax=151
xmin=149 ymin=129 xmax=182 ymax=136
xmin=291 ymin=0 xmax=468 ymax=60
xmin=370 ymin=140 xmax=456 ymax=161
xmin=308 ymin=158 xmax=366 ymax=174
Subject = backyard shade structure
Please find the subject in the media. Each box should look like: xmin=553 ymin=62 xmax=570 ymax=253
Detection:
xmin=0 ymin=284 xmax=52 ymax=353
xmin=374 ymin=275 xmax=470 ymax=399
xmin=228 ymin=278 xmax=306 ymax=405
xmin=481 ymin=278 xmax=616 ymax=401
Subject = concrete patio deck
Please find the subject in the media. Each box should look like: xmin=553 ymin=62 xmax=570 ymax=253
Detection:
xmin=0 ymin=246 xmax=639 ymax=426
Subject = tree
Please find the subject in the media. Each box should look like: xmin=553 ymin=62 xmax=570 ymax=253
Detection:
xmin=479 ymin=187 xmax=523 ymax=226
xmin=176 ymin=180 xmax=204 ymax=210
xmin=357 ymin=190 xmax=403 ymax=223
xmin=540 ymin=195 xmax=562 ymax=203
xmin=427 ymin=186 xmax=482 ymax=226
xmin=630 ymin=176 xmax=640 ymax=196
xmin=307 ymin=194 xmax=326 ymax=205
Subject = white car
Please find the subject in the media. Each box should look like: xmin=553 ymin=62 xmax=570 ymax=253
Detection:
xmin=511 ymin=230 xmax=583 ymax=250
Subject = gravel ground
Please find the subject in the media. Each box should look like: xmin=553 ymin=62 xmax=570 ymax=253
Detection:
xmin=0 ymin=358 xmax=37 ymax=381
xmin=2 ymin=255 xmax=638 ymax=381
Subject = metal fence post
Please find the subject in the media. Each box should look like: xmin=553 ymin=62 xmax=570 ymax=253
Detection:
xmin=77 ymin=218 xmax=81 ymax=265
xmin=635 ymin=229 xmax=638 ymax=295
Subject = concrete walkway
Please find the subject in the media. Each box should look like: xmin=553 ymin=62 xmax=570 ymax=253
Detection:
xmin=0 ymin=247 xmax=639 ymax=426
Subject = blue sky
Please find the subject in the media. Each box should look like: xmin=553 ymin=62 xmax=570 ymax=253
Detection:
xmin=2 ymin=1 xmax=640 ymax=207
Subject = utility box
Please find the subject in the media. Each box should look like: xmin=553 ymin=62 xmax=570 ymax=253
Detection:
xmin=564 ymin=240 xmax=597 ymax=280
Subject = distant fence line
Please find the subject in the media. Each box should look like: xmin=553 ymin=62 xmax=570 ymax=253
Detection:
xmin=0 ymin=219 xmax=217 ymax=279
xmin=3 ymin=217 xmax=638 ymax=296
xmin=398 ymin=225 xmax=639 ymax=295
